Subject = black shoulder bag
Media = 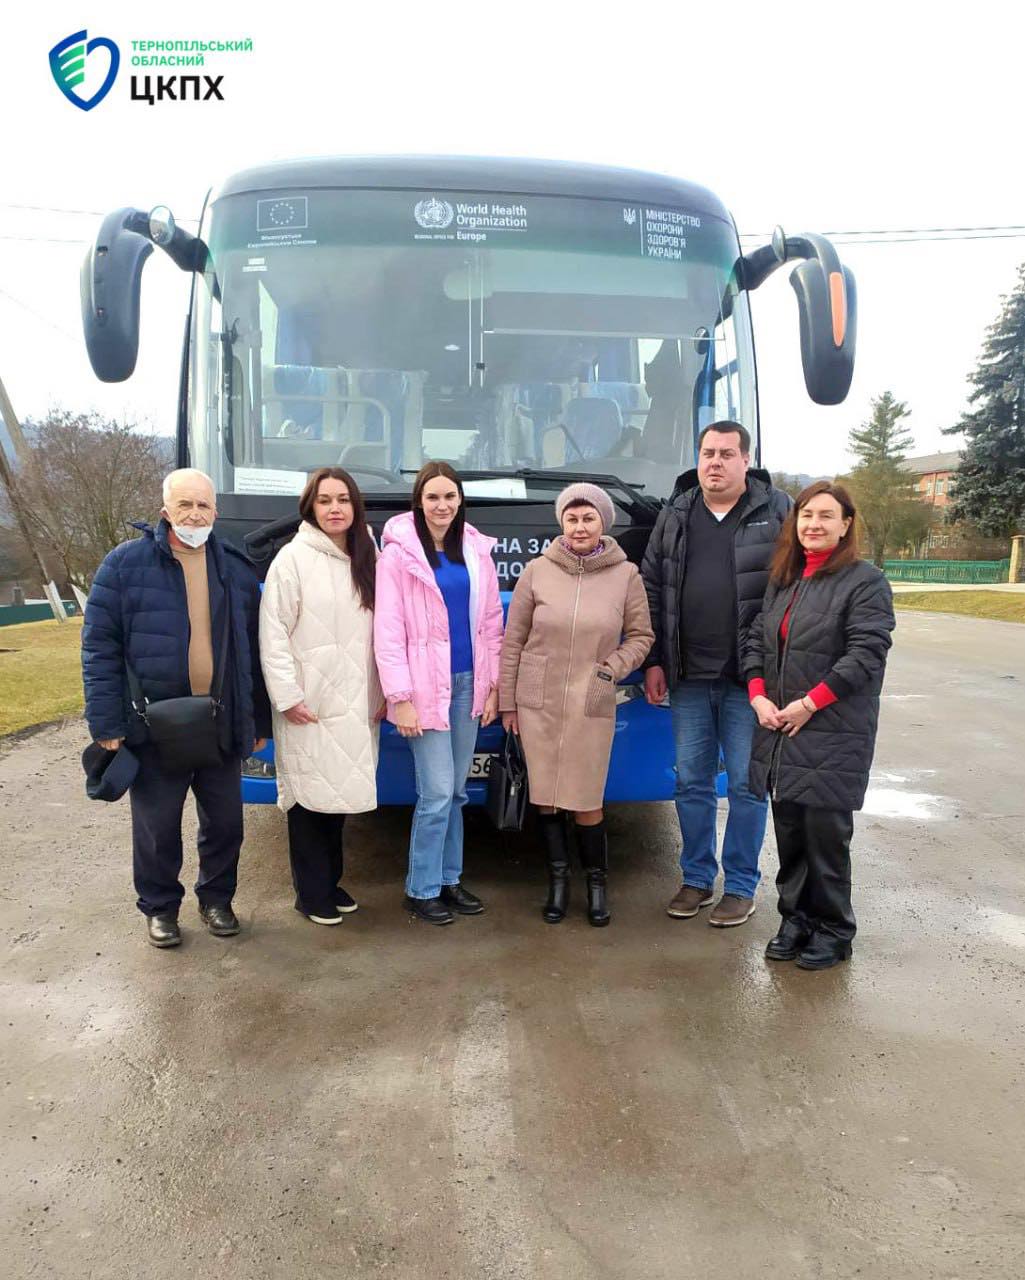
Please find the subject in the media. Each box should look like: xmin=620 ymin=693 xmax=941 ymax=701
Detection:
xmin=127 ymin=597 xmax=232 ymax=773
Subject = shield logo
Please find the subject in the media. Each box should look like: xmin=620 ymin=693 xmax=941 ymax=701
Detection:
xmin=49 ymin=30 xmax=121 ymax=112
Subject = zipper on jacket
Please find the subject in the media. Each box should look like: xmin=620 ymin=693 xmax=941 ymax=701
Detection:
xmin=770 ymin=579 xmax=806 ymax=802
xmin=551 ymin=557 xmax=585 ymax=803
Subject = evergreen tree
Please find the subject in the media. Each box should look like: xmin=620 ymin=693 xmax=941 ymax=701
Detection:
xmin=944 ymin=262 xmax=1025 ymax=537
xmin=844 ymin=392 xmax=929 ymax=566
xmin=848 ymin=391 xmax=915 ymax=466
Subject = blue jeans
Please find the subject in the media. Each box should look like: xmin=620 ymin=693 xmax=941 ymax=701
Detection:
xmin=670 ymin=678 xmax=768 ymax=899
xmin=406 ymin=671 xmax=479 ymax=899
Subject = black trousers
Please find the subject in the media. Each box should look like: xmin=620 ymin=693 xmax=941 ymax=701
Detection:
xmin=286 ymin=803 xmax=347 ymax=916
xmin=129 ymin=745 xmax=243 ymax=917
xmin=770 ymin=800 xmax=856 ymax=941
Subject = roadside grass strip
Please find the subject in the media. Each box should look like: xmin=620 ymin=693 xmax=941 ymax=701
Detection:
xmin=0 ymin=617 xmax=85 ymax=737
xmin=893 ymin=590 xmax=1025 ymax=624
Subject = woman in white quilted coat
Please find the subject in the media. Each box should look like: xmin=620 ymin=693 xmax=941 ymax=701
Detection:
xmin=259 ymin=467 xmax=383 ymax=925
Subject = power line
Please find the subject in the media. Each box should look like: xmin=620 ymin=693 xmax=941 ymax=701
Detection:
xmin=830 ymin=232 xmax=1025 ymax=245
xmin=0 ymin=202 xmax=109 ymax=216
xmin=0 ymin=234 xmax=88 ymax=245
xmin=739 ymin=223 xmax=1025 ymax=238
xmin=0 ymin=287 xmax=79 ymax=342
xmin=0 ymin=201 xmax=200 ymax=223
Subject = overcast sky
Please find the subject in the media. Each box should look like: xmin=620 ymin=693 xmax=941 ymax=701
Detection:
xmin=3 ymin=1 xmax=1021 ymax=477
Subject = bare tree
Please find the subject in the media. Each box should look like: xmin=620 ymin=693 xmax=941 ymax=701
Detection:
xmin=13 ymin=409 xmax=171 ymax=589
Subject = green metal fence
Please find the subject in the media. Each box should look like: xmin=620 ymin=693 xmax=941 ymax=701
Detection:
xmin=0 ymin=602 xmax=79 ymax=627
xmin=884 ymin=559 xmax=1011 ymax=584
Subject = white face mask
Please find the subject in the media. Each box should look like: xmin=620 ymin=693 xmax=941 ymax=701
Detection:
xmin=171 ymin=523 xmax=213 ymax=549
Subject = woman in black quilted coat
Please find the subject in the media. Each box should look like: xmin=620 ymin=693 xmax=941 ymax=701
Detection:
xmin=743 ymin=482 xmax=895 ymax=970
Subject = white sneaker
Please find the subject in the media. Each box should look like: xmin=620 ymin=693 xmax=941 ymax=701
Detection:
xmin=295 ymin=905 xmax=344 ymax=926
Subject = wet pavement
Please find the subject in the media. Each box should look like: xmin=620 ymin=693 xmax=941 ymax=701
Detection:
xmin=2 ymin=610 xmax=1023 ymax=1278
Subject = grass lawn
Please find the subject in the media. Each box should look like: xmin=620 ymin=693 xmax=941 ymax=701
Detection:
xmin=0 ymin=617 xmax=85 ymax=738
xmin=894 ymin=590 xmax=1025 ymax=624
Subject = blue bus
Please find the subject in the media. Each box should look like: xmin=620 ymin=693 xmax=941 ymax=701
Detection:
xmin=81 ymin=155 xmax=856 ymax=805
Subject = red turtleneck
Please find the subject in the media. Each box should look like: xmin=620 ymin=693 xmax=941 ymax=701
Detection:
xmin=748 ymin=547 xmax=838 ymax=710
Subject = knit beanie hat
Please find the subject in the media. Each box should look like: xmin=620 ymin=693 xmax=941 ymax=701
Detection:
xmin=554 ymin=482 xmax=616 ymax=534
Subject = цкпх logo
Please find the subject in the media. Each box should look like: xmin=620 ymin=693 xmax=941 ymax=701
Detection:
xmin=49 ymin=30 xmax=120 ymax=111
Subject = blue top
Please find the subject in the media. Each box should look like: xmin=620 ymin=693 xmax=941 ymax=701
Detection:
xmin=433 ymin=552 xmax=473 ymax=674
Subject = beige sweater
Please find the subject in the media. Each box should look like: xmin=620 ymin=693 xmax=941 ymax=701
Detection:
xmin=171 ymin=544 xmax=213 ymax=696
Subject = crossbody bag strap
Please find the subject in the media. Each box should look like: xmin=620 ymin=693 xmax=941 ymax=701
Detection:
xmin=124 ymin=580 xmax=232 ymax=715
xmin=125 ymin=660 xmax=148 ymax=719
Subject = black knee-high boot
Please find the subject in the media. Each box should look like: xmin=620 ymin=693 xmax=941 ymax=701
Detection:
xmin=538 ymin=812 xmax=570 ymax=923
xmin=576 ymin=820 xmax=610 ymax=927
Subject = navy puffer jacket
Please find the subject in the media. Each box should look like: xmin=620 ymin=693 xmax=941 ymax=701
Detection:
xmin=640 ymin=469 xmax=792 ymax=688
xmin=82 ymin=520 xmax=271 ymax=756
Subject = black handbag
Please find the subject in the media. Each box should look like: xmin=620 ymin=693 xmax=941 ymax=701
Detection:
xmin=127 ymin=596 xmax=231 ymax=773
xmin=486 ymin=732 xmax=529 ymax=832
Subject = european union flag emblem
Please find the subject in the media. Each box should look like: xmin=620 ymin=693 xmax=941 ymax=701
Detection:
xmin=257 ymin=197 xmax=309 ymax=233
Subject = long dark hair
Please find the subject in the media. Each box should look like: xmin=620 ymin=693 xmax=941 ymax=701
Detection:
xmin=769 ymin=480 xmax=861 ymax=587
xmin=411 ymin=461 xmax=466 ymax=568
xmin=298 ymin=467 xmax=376 ymax=611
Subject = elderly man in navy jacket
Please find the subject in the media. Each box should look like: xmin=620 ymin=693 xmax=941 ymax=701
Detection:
xmin=82 ymin=469 xmax=271 ymax=948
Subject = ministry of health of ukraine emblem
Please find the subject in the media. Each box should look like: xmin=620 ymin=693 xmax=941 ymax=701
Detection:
xmin=414 ymin=197 xmax=455 ymax=230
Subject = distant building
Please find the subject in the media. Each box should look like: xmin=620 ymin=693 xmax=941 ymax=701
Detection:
xmin=900 ymin=450 xmax=960 ymax=510
xmin=899 ymin=450 xmax=1007 ymax=560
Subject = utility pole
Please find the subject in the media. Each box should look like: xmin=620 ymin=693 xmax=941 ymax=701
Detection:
xmin=0 ymin=373 xmax=68 ymax=622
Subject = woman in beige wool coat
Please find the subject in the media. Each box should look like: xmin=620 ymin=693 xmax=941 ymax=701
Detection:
xmin=499 ymin=483 xmax=653 ymax=926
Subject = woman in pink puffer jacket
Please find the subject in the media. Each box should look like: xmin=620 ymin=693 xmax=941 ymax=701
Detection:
xmin=374 ymin=462 xmax=504 ymax=925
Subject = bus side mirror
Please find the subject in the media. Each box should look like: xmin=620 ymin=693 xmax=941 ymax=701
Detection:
xmin=790 ymin=260 xmax=857 ymax=405
xmin=739 ymin=228 xmax=857 ymax=405
xmin=80 ymin=207 xmax=154 ymax=382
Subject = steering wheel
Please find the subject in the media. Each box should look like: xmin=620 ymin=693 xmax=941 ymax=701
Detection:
xmin=333 ymin=461 xmax=404 ymax=485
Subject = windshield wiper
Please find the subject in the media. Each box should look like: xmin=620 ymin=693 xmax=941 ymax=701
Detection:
xmin=459 ymin=469 xmax=660 ymax=521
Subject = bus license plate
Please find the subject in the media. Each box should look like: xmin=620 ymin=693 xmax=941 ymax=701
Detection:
xmin=468 ymin=753 xmax=496 ymax=779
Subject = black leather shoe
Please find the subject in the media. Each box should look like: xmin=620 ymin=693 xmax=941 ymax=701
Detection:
xmin=765 ymin=918 xmax=812 ymax=961
xmin=404 ymin=895 xmax=454 ymax=925
xmin=198 ymin=903 xmax=240 ymax=936
xmin=147 ymin=913 xmax=181 ymax=948
xmin=796 ymin=933 xmax=853 ymax=970
xmin=440 ymin=883 xmax=484 ymax=915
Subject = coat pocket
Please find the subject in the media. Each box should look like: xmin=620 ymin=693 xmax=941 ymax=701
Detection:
xmin=584 ymin=665 xmax=617 ymax=718
xmin=514 ymin=653 xmax=547 ymax=710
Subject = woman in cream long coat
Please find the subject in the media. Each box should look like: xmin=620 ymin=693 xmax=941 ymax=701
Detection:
xmin=260 ymin=467 xmax=382 ymax=926
xmin=499 ymin=483 xmax=653 ymax=926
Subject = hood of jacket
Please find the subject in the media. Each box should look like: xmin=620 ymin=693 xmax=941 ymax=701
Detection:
xmin=293 ymin=517 xmax=351 ymax=561
xmin=668 ymin=467 xmax=775 ymax=510
xmin=381 ymin=511 xmax=497 ymax=584
xmin=543 ymin=535 xmax=627 ymax=575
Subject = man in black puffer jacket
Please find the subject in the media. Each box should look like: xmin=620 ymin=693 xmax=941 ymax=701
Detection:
xmin=641 ymin=421 xmax=791 ymax=927
xmin=82 ymin=469 xmax=271 ymax=949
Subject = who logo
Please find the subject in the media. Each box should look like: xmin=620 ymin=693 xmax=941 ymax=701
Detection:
xmin=49 ymin=30 xmax=120 ymax=111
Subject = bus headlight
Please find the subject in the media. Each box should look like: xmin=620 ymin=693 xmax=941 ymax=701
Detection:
xmin=242 ymin=755 xmax=276 ymax=779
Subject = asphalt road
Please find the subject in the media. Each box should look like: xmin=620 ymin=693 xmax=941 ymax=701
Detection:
xmin=2 ymin=610 xmax=1023 ymax=1279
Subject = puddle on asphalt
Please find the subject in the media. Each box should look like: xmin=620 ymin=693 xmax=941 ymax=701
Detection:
xmin=861 ymin=788 xmax=948 ymax=820
xmin=980 ymin=908 xmax=1025 ymax=949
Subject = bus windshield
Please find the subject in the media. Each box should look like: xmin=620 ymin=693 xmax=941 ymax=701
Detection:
xmin=189 ymin=187 xmax=757 ymax=501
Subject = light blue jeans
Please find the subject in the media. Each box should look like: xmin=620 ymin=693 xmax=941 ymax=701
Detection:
xmin=670 ymin=678 xmax=768 ymax=900
xmin=406 ymin=671 xmax=480 ymax=900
